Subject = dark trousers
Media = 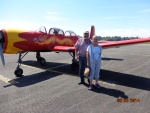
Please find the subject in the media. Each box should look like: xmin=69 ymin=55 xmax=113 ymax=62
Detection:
xmin=79 ymin=56 xmax=87 ymax=82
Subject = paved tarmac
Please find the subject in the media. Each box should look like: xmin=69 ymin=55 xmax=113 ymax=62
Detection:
xmin=0 ymin=44 xmax=150 ymax=113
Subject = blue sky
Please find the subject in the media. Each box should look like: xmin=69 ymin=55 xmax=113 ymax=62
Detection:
xmin=1 ymin=0 xmax=150 ymax=37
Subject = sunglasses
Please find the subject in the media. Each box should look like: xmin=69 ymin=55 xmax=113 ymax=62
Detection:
xmin=84 ymin=34 xmax=89 ymax=37
xmin=84 ymin=36 xmax=89 ymax=38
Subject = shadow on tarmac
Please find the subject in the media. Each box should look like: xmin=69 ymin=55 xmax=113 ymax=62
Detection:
xmin=4 ymin=60 xmax=150 ymax=92
xmin=102 ymin=57 xmax=123 ymax=61
xmin=100 ymin=69 xmax=150 ymax=91
xmin=92 ymin=86 xmax=128 ymax=98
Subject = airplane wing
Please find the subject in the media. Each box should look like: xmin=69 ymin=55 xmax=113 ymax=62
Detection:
xmin=99 ymin=38 xmax=150 ymax=48
xmin=51 ymin=38 xmax=150 ymax=52
xmin=89 ymin=25 xmax=150 ymax=48
xmin=50 ymin=46 xmax=75 ymax=52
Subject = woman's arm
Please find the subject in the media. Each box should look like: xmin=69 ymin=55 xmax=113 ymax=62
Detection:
xmin=86 ymin=51 xmax=90 ymax=67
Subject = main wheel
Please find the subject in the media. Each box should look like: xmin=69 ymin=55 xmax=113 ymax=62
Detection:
xmin=14 ymin=68 xmax=23 ymax=77
xmin=37 ymin=57 xmax=46 ymax=65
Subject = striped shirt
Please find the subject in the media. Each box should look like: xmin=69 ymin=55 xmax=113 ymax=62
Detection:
xmin=74 ymin=38 xmax=92 ymax=57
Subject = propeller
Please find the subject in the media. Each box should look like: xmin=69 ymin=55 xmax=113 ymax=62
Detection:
xmin=0 ymin=31 xmax=5 ymax=66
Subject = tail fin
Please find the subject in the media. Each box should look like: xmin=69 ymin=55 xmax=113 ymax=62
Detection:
xmin=90 ymin=25 xmax=95 ymax=40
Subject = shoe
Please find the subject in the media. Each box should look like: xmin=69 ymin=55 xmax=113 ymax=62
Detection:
xmin=78 ymin=81 xmax=85 ymax=85
xmin=95 ymin=83 xmax=101 ymax=88
xmin=88 ymin=85 xmax=93 ymax=90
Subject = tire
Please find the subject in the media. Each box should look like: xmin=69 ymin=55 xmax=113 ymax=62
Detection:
xmin=14 ymin=68 xmax=23 ymax=77
xmin=37 ymin=57 xmax=46 ymax=65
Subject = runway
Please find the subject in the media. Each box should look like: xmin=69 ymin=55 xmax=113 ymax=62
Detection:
xmin=0 ymin=44 xmax=150 ymax=113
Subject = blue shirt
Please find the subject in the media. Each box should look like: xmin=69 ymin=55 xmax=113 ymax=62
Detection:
xmin=86 ymin=44 xmax=102 ymax=63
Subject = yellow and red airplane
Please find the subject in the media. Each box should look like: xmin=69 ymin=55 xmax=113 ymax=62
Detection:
xmin=0 ymin=25 xmax=150 ymax=77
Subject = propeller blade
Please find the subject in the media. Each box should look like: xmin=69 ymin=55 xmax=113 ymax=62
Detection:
xmin=0 ymin=44 xmax=5 ymax=65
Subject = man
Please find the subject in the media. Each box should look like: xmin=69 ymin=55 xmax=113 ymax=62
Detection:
xmin=74 ymin=31 xmax=92 ymax=84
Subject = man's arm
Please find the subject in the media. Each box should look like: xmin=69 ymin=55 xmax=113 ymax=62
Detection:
xmin=74 ymin=39 xmax=80 ymax=61
xmin=75 ymin=48 xmax=79 ymax=61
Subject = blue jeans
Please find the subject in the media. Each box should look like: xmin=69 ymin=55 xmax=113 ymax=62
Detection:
xmin=79 ymin=56 xmax=87 ymax=82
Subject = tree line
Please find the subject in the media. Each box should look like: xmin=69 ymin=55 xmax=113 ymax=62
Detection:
xmin=97 ymin=36 xmax=140 ymax=41
xmin=77 ymin=35 xmax=142 ymax=41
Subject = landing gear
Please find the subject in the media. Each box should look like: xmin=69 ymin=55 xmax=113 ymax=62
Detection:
xmin=14 ymin=68 xmax=23 ymax=77
xmin=14 ymin=52 xmax=46 ymax=77
xmin=70 ymin=52 xmax=79 ymax=71
xmin=37 ymin=57 xmax=46 ymax=65
xmin=14 ymin=52 xmax=28 ymax=77
xmin=36 ymin=52 xmax=46 ymax=65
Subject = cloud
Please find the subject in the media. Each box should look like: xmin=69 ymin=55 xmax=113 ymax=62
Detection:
xmin=97 ymin=28 xmax=150 ymax=37
xmin=44 ymin=11 xmax=68 ymax=21
xmin=104 ymin=16 xmax=139 ymax=20
xmin=46 ymin=11 xmax=58 ymax=15
xmin=1 ymin=19 xmax=149 ymax=38
xmin=139 ymin=9 xmax=150 ymax=13
xmin=0 ymin=19 xmax=64 ymax=31
xmin=0 ymin=20 xmax=44 ymax=30
xmin=105 ymin=16 xmax=124 ymax=20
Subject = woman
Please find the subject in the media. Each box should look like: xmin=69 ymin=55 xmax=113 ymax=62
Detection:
xmin=86 ymin=35 xmax=102 ymax=90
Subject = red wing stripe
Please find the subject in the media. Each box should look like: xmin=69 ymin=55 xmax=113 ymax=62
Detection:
xmin=50 ymin=46 xmax=75 ymax=52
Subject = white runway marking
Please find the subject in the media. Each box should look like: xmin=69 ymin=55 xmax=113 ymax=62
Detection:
xmin=0 ymin=75 xmax=17 ymax=84
xmin=99 ymin=80 xmax=116 ymax=86
xmin=0 ymin=75 xmax=11 ymax=83
xmin=130 ymin=53 xmax=150 ymax=57
xmin=0 ymin=64 xmax=116 ymax=86
xmin=22 ymin=64 xmax=116 ymax=86
xmin=47 ymin=64 xmax=70 ymax=69
xmin=22 ymin=64 xmax=73 ymax=75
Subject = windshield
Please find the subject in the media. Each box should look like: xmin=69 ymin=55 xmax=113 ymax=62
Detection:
xmin=36 ymin=26 xmax=47 ymax=33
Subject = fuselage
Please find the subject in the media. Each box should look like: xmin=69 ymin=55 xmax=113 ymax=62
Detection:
xmin=1 ymin=28 xmax=79 ymax=54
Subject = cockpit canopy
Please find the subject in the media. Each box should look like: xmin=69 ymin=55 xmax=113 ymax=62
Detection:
xmin=36 ymin=26 xmax=47 ymax=33
xmin=35 ymin=26 xmax=77 ymax=36
xmin=65 ymin=30 xmax=76 ymax=36
xmin=49 ymin=28 xmax=64 ymax=35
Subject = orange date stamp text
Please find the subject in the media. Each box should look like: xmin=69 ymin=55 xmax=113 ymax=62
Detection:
xmin=117 ymin=98 xmax=140 ymax=103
